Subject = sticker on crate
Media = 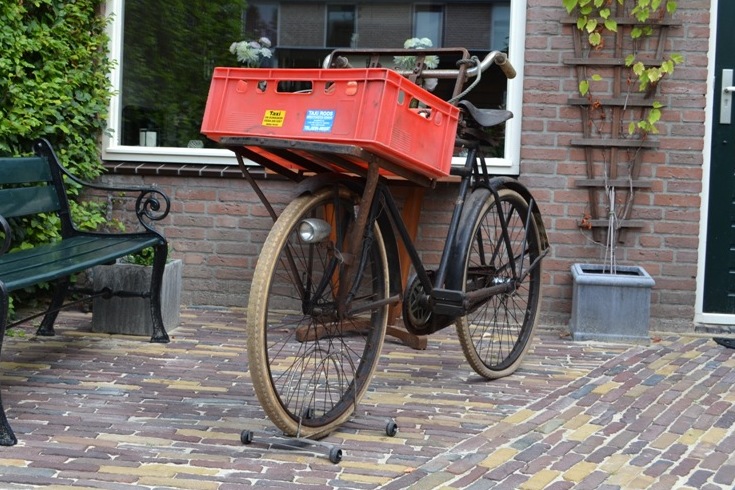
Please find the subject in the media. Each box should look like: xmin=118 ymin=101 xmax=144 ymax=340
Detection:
xmin=262 ymin=110 xmax=286 ymax=127
xmin=303 ymin=110 xmax=336 ymax=133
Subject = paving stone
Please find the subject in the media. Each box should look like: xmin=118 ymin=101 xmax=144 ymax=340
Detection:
xmin=713 ymin=464 xmax=735 ymax=486
xmin=699 ymin=449 xmax=729 ymax=471
xmin=573 ymin=470 xmax=609 ymax=489
xmin=644 ymin=459 xmax=675 ymax=478
xmin=545 ymin=481 xmax=574 ymax=490
xmin=670 ymin=456 xmax=701 ymax=478
xmin=629 ymin=448 xmax=662 ymax=467
xmin=484 ymin=460 xmax=527 ymax=481
xmin=686 ymin=469 xmax=716 ymax=488
xmin=515 ymin=443 xmax=552 ymax=463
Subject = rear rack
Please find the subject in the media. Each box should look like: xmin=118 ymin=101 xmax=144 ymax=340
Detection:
xmin=221 ymin=136 xmax=438 ymax=188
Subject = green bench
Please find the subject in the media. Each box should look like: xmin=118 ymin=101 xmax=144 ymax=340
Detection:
xmin=0 ymin=138 xmax=172 ymax=446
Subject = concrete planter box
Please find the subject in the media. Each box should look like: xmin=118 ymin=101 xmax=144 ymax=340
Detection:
xmin=91 ymin=259 xmax=183 ymax=336
xmin=570 ymin=263 xmax=655 ymax=343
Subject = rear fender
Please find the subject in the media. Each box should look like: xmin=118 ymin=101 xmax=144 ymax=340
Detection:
xmin=445 ymin=178 xmax=549 ymax=290
xmin=486 ymin=177 xmax=549 ymax=252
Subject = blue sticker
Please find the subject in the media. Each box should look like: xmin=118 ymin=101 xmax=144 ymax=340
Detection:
xmin=303 ymin=109 xmax=335 ymax=133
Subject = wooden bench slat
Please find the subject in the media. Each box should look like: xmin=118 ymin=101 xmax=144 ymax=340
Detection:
xmin=0 ymin=186 xmax=60 ymax=218
xmin=0 ymin=235 xmax=163 ymax=291
xmin=0 ymin=157 xmax=53 ymax=184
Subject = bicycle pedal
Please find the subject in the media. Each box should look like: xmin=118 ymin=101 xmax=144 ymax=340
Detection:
xmin=430 ymin=288 xmax=466 ymax=316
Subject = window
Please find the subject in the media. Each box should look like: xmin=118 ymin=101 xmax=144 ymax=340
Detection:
xmin=491 ymin=4 xmax=511 ymax=51
xmin=414 ymin=5 xmax=444 ymax=47
xmin=104 ymin=1 xmax=527 ymax=174
xmin=326 ymin=5 xmax=356 ymax=48
xmin=245 ymin=3 xmax=279 ymax=47
xmin=116 ymin=0 xmax=247 ymax=151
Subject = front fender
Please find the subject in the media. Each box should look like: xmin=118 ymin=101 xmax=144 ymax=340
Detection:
xmin=293 ymin=173 xmax=403 ymax=299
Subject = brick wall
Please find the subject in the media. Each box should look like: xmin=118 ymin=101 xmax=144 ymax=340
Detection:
xmin=106 ymin=1 xmax=710 ymax=331
xmin=522 ymin=0 xmax=709 ymax=328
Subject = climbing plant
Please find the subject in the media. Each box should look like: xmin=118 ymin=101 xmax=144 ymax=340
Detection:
xmin=0 ymin=0 xmax=115 ymax=310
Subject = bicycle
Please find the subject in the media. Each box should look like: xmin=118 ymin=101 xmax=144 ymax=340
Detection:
xmin=203 ymin=47 xmax=550 ymax=444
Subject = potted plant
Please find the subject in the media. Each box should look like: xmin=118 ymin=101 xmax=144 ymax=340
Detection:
xmin=563 ymin=0 xmax=680 ymax=341
xmin=229 ymin=36 xmax=273 ymax=68
xmin=393 ymin=37 xmax=440 ymax=92
xmin=91 ymin=246 xmax=183 ymax=336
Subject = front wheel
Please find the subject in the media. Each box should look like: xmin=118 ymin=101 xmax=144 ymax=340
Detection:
xmin=454 ymin=187 xmax=543 ymax=379
xmin=247 ymin=185 xmax=389 ymax=438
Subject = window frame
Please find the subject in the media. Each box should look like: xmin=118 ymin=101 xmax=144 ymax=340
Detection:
xmin=103 ymin=0 xmax=526 ymax=175
xmin=325 ymin=4 xmax=357 ymax=48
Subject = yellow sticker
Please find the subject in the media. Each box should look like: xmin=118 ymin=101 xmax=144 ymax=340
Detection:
xmin=262 ymin=109 xmax=286 ymax=127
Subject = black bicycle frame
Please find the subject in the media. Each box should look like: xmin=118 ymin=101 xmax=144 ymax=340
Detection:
xmin=351 ymin=144 xmax=539 ymax=321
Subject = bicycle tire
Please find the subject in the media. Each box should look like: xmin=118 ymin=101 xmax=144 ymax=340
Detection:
xmin=247 ymin=185 xmax=389 ymax=438
xmin=454 ymin=187 xmax=543 ymax=379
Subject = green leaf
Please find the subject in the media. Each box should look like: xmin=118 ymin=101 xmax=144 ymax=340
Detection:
xmin=591 ymin=74 xmax=602 ymax=81
xmin=604 ymin=19 xmax=618 ymax=32
xmin=625 ymin=54 xmax=636 ymax=66
xmin=667 ymin=1 xmax=678 ymax=14
xmin=648 ymin=67 xmax=661 ymax=83
xmin=585 ymin=18 xmax=598 ymax=33
xmin=563 ymin=0 xmax=578 ymax=14
xmin=648 ymin=108 xmax=662 ymax=125
xmin=579 ymin=80 xmax=590 ymax=96
xmin=589 ymin=32 xmax=602 ymax=46
xmin=628 ymin=121 xmax=636 ymax=135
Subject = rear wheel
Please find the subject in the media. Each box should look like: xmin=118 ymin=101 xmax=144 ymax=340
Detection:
xmin=455 ymin=187 xmax=543 ymax=379
xmin=247 ymin=186 xmax=389 ymax=438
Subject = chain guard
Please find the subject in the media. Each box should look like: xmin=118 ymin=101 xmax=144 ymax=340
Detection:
xmin=402 ymin=271 xmax=455 ymax=336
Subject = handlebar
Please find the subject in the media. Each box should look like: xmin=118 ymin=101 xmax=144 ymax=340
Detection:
xmin=490 ymin=52 xmax=517 ymax=79
xmin=324 ymin=48 xmax=516 ymax=81
xmin=406 ymin=50 xmax=515 ymax=81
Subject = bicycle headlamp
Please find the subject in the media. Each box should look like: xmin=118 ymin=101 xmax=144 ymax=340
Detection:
xmin=298 ymin=218 xmax=331 ymax=243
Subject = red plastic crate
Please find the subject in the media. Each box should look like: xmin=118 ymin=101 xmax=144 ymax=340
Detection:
xmin=201 ymin=67 xmax=459 ymax=179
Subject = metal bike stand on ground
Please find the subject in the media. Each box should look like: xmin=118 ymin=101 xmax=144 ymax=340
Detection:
xmin=240 ymin=415 xmax=398 ymax=464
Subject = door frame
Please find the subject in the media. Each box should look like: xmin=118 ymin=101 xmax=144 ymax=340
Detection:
xmin=695 ymin=0 xmax=731 ymax=325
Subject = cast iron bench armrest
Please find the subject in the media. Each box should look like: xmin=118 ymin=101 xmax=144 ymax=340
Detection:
xmin=32 ymin=139 xmax=171 ymax=238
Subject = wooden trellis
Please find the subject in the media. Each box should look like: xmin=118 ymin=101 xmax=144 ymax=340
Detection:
xmin=562 ymin=4 xmax=681 ymax=243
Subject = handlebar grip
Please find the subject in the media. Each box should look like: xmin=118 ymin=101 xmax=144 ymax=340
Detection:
xmin=495 ymin=54 xmax=517 ymax=79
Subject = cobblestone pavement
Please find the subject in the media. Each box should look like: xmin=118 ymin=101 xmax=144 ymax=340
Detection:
xmin=0 ymin=306 xmax=734 ymax=489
